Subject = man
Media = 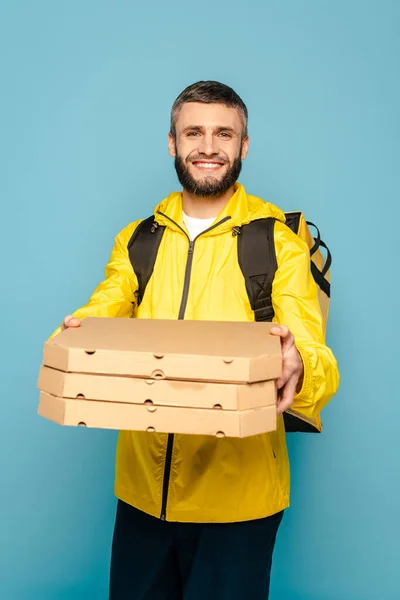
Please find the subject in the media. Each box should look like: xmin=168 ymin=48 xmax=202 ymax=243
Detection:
xmin=58 ymin=81 xmax=339 ymax=599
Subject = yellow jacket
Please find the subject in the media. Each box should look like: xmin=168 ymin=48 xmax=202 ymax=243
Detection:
xmin=54 ymin=183 xmax=339 ymax=523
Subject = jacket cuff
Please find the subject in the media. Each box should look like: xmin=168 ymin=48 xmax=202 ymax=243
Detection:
xmin=294 ymin=343 xmax=314 ymax=402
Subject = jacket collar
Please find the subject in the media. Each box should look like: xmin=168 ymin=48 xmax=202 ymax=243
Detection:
xmin=154 ymin=182 xmax=286 ymax=236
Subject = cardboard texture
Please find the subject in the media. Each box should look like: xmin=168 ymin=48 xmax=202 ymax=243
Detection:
xmin=38 ymin=391 xmax=277 ymax=438
xmin=38 ymin=366 xmax=277 ymax=410
xmin=43 ymin=317 xmax=282 ymax=384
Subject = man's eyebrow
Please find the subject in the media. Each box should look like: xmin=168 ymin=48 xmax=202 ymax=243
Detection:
xmin=182 ymin=125 xmax=203 ymax=132
xmin=215 ymin=126 xmax=236 ymax=133
xmin=182 ymin=125 xmax=237 ymax=133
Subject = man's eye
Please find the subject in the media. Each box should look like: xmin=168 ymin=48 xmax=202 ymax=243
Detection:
xmin=187 ymin=132 xmax=200 ymax=137
xmin=219 ymin=132 xmax=232 ymax=139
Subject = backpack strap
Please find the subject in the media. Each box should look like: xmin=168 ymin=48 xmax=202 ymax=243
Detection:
xmin=306 ymin=221 xmax=331 ymax=298
xmin=285 ymin=215 xmax=331 ymax=298
xmin=237 ymin=218 xmax=277 ymax=322
xmin=127 ymin=216 xmax=166 ymax=306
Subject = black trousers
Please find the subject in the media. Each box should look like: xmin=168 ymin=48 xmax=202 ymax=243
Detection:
xmin=109 ymin=500 xmax=283 ymax=600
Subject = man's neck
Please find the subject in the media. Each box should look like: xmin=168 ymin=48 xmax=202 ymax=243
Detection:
xmin=182 ymin=186 xmax=235 ymax=218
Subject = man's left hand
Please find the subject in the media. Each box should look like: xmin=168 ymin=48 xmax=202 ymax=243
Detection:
xmin=270 ymin=325 xmax=304 ymax=415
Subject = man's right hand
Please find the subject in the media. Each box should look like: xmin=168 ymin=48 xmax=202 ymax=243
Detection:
xmin=62 ymin=315 xmax=81 ymax=330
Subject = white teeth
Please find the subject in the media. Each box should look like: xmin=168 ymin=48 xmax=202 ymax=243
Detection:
xmin=194 ymin=162 xmax=222 ymax=169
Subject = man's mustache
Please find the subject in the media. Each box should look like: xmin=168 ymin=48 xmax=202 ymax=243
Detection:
xmin=187 ymin=155 xmax=228 ymax=164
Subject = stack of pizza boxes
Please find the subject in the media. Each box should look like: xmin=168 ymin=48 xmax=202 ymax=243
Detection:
xmin=37 ymin=318 xmax=281 ymax=438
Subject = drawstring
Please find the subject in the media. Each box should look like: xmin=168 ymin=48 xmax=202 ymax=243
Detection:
xmin=151 ymin=221 xmax=159 ymax=233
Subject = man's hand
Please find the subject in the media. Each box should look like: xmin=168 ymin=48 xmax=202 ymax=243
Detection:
xmin=270 ymin=325 xmax=304 ymax=415
xmin=62 ymin=315 xmax=81 ymax=331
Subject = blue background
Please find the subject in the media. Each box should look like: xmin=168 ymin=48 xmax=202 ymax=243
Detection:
xmin=1 ymin=1 xmax=399 ymax=598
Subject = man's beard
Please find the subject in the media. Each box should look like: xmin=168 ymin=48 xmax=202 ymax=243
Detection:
xmin=174 ymin=152 xmax=242 ymax=197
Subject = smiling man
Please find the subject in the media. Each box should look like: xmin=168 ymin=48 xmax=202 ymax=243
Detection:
xmin=170 ymin=99 xmax=247 ymax=209
xmin=59 ymin=81 xmax=339 ymax=600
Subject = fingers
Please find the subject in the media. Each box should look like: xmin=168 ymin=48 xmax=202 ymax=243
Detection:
xmin=271 ymin=325 xmax=301 ymax=415
xmin=271 ymin=325 xmax=296 ymax=389
xmin=276 ymin=355 xmax=302 ymax=391
xmin=62 ymin=315 xmax=81 ymax=330
xmin=276 ymin=349 xmax=291 ymax=389
xmin=276 ymin=374 xmax=298 ymax=415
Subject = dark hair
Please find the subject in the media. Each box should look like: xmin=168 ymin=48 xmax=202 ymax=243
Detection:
xmin=170 ymin=80 xmax=248 ymax=139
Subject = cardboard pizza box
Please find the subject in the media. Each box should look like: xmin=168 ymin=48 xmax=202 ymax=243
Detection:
xmin=42 ymin=317 xmax=282 ymax=384
xmin=38 ymin=366 xmax=277 ymax=410
xmin=38 ymin=391 xmax=277 ymax=438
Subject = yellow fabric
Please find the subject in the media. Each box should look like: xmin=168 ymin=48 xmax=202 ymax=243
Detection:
xmin=52 ymin=183 xmax=339 ymax=523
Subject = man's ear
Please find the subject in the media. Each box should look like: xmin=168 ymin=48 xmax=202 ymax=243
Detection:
xmin=168 ymin=133 xmax=176 ymax=158
xmin=241 ymin=136 xmax=250 ymax=160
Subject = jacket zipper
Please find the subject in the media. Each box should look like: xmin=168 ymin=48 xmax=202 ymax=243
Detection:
xmin=158 ymin=210 xmax=231 ymax=520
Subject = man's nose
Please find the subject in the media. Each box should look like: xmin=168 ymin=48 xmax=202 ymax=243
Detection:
xmin=198 ymin=132 xmax=218 ymax=156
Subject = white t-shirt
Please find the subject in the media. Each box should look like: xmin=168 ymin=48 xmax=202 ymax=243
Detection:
xmin=183 ymin=212 xmax=216 ymax=241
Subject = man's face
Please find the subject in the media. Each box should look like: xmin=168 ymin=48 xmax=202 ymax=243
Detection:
xmin=168 ymin=102 xmax=249 ymax=197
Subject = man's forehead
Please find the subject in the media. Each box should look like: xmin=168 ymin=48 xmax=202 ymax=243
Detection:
xmin=176 ymin=102 xmax=243 ymax=129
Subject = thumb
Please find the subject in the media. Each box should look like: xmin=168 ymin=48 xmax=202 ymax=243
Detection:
xmin=62 ymin=315 xmax=81 ymax=330
xmin=270 ymin=325 xmax=293 ymax=353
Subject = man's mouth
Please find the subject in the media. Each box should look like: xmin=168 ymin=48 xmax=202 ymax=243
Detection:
xmin=190 ymin=160 xmax=226 ymax=171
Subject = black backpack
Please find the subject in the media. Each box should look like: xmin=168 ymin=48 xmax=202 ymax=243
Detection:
xmin=127 ymin=213 xmax=331 ymax=434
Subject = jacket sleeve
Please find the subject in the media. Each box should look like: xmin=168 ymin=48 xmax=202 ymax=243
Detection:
xmin=50 ymin=222 xmax=140 ymax=339
xmin=271 ymin=220 xmax=340 ymax=418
